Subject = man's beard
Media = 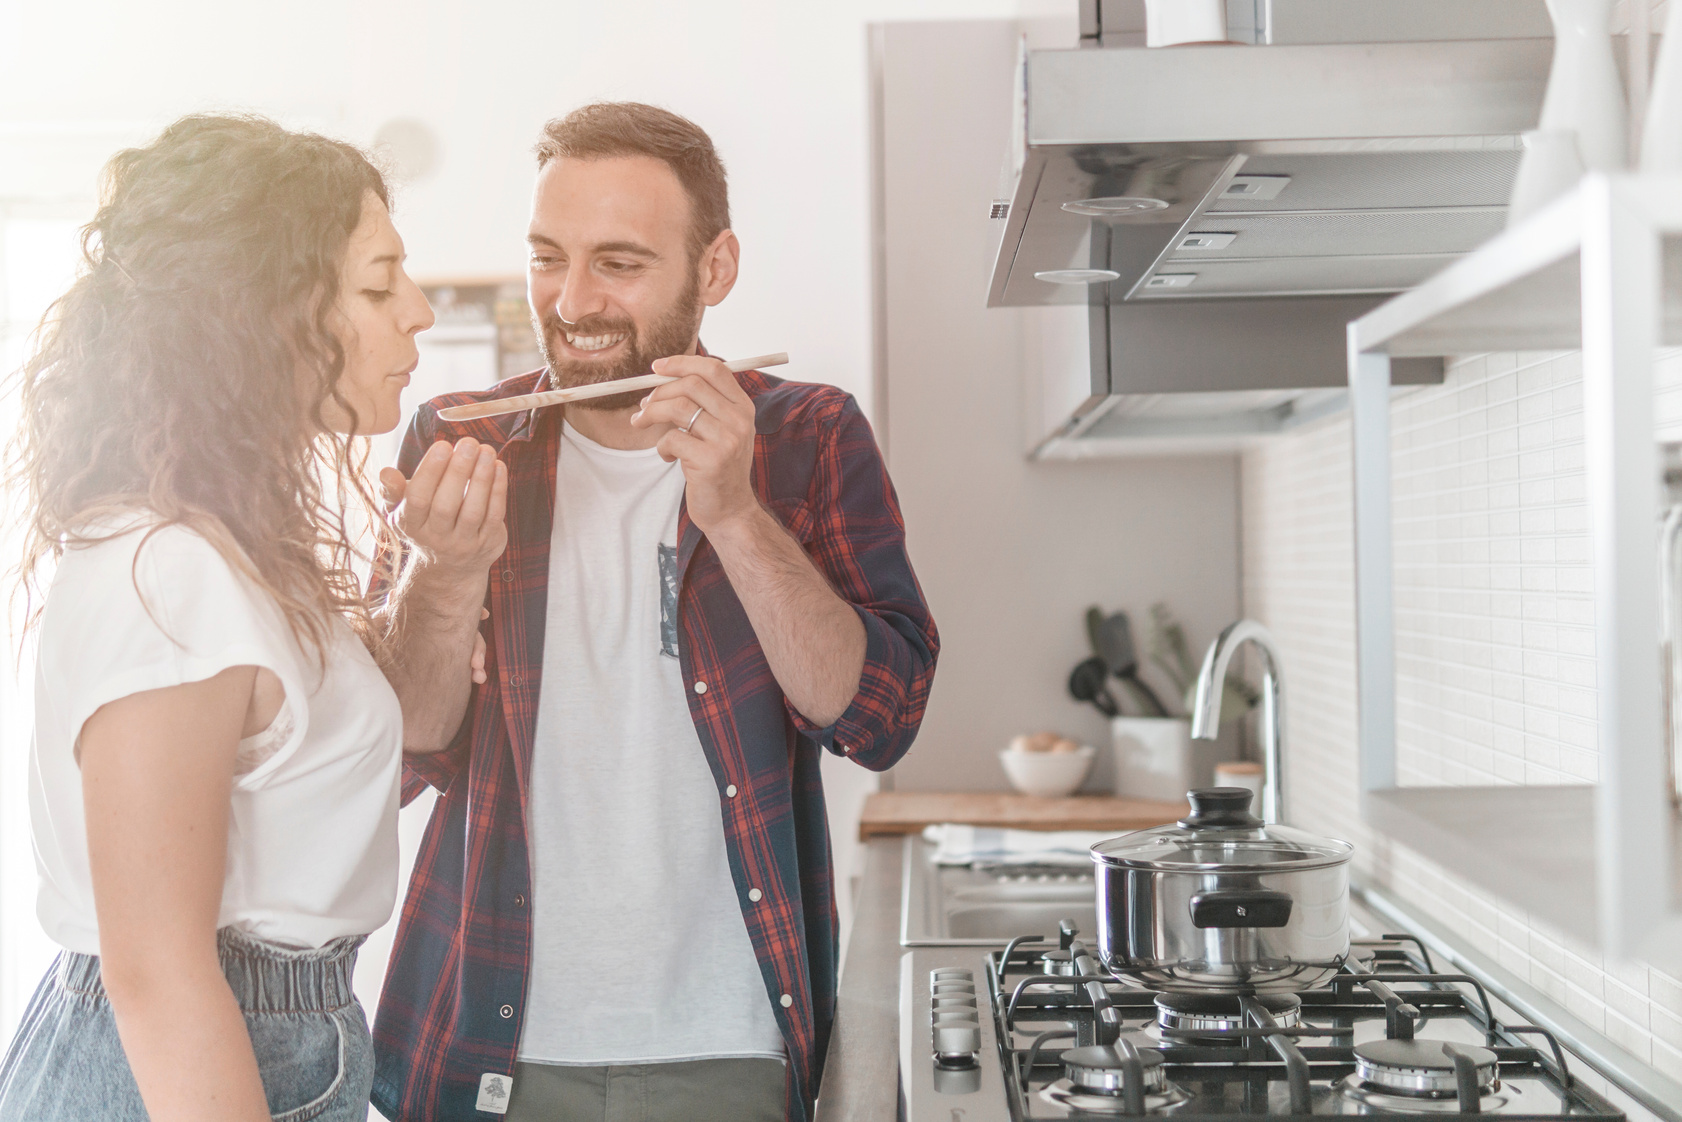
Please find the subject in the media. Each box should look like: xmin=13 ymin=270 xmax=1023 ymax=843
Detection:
xmin=533 ymin=276 xmax=703 ymax=413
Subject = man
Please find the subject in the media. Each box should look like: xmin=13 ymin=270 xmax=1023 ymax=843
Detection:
xmin=369 ymin=102 xmax=938 ymax=1122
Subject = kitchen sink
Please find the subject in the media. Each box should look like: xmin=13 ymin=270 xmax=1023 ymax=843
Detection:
xmin=899 ymin=836 xmax=1097 ymax=945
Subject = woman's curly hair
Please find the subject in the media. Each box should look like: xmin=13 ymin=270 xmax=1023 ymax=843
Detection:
xmin=9 ymin=114 xmax=402 ymax=663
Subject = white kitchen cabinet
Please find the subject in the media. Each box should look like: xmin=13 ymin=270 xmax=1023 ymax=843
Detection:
xmin=1348 ymin=173 xmax=1682 ymax=959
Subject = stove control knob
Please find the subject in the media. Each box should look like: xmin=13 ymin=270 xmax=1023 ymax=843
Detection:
xmin=932 ymin=1064 xmax=983 ymax=1094
xmin=929 ymin=968 xmax=981 ymax=1062
xmin=930 ymin=972 xmax=976 ymax=1002
xmin=934 ymin=1017 xmax=981 ymax=1058
xmin=934 ymin=1009 xmax=979 ymax=1025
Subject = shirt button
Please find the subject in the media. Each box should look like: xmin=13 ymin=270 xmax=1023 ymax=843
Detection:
xmin=725 ymin=784 xmax=738 ymax=798
xmin=780 ymin=994 xmax=794 ymax=1008
xmin=838 ymin=743 xmax=852 ymax=755
xmin=514 ymin=894 xmax=526 ymax=908
xmin=502 ymin=570 xmax=514 ymax=583
xmin=693 ymin=680 xmax=708 ymax=694
xmin=499 ymin=1005 xmax=514 ymax=1019
xmin=748 ymin=888 xmax=762 ymax=902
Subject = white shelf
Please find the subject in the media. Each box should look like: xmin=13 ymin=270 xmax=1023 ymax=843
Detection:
xmin=1350 ymin=174 xmax=1682 ymax=960
xmin=1355 ymin=182 xmax=1682 ymax=357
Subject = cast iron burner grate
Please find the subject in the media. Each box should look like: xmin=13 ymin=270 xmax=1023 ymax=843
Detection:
xmin=1155 ymin=992 xmax=1303 ymax=1039
xmin=969 ymin=920 xmax=1620 ymax=1121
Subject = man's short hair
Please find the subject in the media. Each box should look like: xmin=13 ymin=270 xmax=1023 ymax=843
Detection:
xmin=534 ymin=103 xmax=730 ymax=263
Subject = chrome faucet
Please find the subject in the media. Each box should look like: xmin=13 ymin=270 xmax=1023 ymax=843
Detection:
xmin=1189 ymin=620 xmax=1286 ymax=825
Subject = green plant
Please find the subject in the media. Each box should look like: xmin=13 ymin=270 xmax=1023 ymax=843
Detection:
xmin=1147 ymin=603 xmax=1259 ymax=722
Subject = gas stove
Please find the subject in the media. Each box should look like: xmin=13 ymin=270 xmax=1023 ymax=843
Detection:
xmin=899 ymin=919 xmax=1623 ymax=1121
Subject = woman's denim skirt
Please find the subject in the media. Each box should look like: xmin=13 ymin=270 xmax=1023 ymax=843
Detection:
xmin=0 ymin=926 xmax=371 ymax=1122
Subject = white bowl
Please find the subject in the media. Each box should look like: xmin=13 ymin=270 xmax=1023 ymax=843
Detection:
xmin=999 ymin=745 xmax=1096 ymax=798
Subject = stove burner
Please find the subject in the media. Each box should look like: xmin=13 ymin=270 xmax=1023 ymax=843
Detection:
xmin=1154 ymin=992 xmax=1302 ymax=1037
xmin=1039 ymin=949 xmax=1078 ymax=976
xmin=1062 ymin=1041 xmax=1170 ymax=1095
xmin=1040 ymin=1080 xmax=1192 ymax=1115
xmin=1335 ymin=1076 xmax=1512 ymax=1114
xmin=1351 ymin=1040 xmax=1500 ymax=1096
xmin=1043 ymin=1039 xmax=1190 ymax=1115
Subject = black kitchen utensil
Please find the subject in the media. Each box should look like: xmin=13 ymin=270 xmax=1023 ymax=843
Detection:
xmin=1095 ymin=612 xmax=1171 ymax=717
xmin=1085 ymin=606 xmax=1109 ymax=663
xmin=1068 ymin=656 xmax=1121 ymax=718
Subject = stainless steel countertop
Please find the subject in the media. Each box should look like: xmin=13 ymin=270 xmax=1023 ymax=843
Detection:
xmin=814 ymin=837 xmax=902 ymax=1122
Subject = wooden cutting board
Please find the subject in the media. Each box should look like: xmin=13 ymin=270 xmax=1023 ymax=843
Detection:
xmin=858 ymin=791 xmax=1188 ymax=840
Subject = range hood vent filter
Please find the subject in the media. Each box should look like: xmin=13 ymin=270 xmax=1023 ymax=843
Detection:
xmin=1223 ymin=174 xmax=1291 ymax=200
xmin=1207 ymin=151 xmax=1522 ymax=213
xmin=1174 ymin=211 xmax=1508 ymax=261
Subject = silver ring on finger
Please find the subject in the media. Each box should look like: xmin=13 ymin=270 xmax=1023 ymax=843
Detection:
xmin=679 ymin=405 xmax=704 ymax=434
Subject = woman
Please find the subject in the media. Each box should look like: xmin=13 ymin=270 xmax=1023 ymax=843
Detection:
xmin=0 ymin=115 xmax=503 ymax=1121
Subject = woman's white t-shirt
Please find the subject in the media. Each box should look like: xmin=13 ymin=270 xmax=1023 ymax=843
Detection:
xmin=29 ymin=520 xmax=404 ymax=954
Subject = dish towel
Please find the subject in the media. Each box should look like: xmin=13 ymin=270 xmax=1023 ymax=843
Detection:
xmin=923 ymin=823 xmax=1119 ymax=867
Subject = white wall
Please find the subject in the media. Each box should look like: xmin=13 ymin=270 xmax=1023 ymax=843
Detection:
xmin=874 ymin=19 xmax=1245 ymax=795
xmin=0 ymin=210 xmax=81 ymax=1042
xmin=2 ymin=0 xmax=1072 ymax=404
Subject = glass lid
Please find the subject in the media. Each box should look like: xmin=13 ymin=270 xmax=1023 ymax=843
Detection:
xmin=1091 ymin=788 xmax=1353 ymax=872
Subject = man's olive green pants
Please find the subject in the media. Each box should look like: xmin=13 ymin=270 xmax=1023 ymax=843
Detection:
xmin=503 ymin=1057 xmax=786 ymax=1122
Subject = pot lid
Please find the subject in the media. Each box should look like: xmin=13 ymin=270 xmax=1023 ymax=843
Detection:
xmin=1091 ymin=788 xmax=1353 ymax=872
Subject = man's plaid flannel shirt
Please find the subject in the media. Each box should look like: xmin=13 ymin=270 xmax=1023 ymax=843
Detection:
xmin=369 ymin=364 xmax=938 ymax=1121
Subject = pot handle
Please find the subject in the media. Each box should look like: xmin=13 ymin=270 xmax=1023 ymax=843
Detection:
xmin=1189 ymin=889 xmax=1293 ymax=929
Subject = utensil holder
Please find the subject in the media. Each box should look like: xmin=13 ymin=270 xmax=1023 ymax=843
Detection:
xmin=1111 ymin=716 xmax=1194 ymax=801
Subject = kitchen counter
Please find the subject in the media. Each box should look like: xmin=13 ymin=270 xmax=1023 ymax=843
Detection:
xmin=813 ymin=837 xmax=902 ymax=1122
xmin=815 ymin=796 xmax=1186 ymax=1119
xmin=857 ymin=790 xmax=1187 ymax=839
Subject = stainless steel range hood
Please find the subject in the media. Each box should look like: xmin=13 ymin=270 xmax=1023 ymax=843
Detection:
xmin=995 ymin=1 xmax=1555 ymax=454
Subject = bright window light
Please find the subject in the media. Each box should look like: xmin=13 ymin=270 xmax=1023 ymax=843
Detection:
xmin=0 ymin=211 xmax=85 ymax=1040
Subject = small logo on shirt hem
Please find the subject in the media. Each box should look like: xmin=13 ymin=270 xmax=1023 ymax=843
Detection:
xmin=476 ymin=1072 xmax=512 ymax=1114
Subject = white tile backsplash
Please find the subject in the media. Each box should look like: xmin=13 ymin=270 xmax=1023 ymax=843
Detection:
xmin=1240 ymin=345 xmax=1682 ymax=1071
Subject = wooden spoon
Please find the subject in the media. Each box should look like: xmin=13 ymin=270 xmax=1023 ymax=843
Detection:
xmin=435 ymin=351 xmax=790 ymax=423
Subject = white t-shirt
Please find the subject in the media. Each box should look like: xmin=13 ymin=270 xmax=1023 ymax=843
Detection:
xmin=30 ymin=519 xmax=403 ymax=954
xmin=519 ymin=422 xmax=784 ymax=1066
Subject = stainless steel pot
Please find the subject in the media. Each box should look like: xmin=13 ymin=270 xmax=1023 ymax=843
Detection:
xmin=1090 ymin=787 xmax=1353 ymax=993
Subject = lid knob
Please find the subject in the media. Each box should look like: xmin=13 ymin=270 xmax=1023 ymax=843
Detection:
xmin=1179 ymin=787 xmax=1263 ymax=829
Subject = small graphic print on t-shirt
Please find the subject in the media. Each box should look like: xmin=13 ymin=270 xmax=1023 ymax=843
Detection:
xmin=658 ymin=543 xmax=679 ymax=658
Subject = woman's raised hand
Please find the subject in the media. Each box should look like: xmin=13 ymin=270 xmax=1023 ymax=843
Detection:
xmin=377 ymin=440 xmax=503 ymax=751
xmin=379 ymin=438 xmax=508 ymax=580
